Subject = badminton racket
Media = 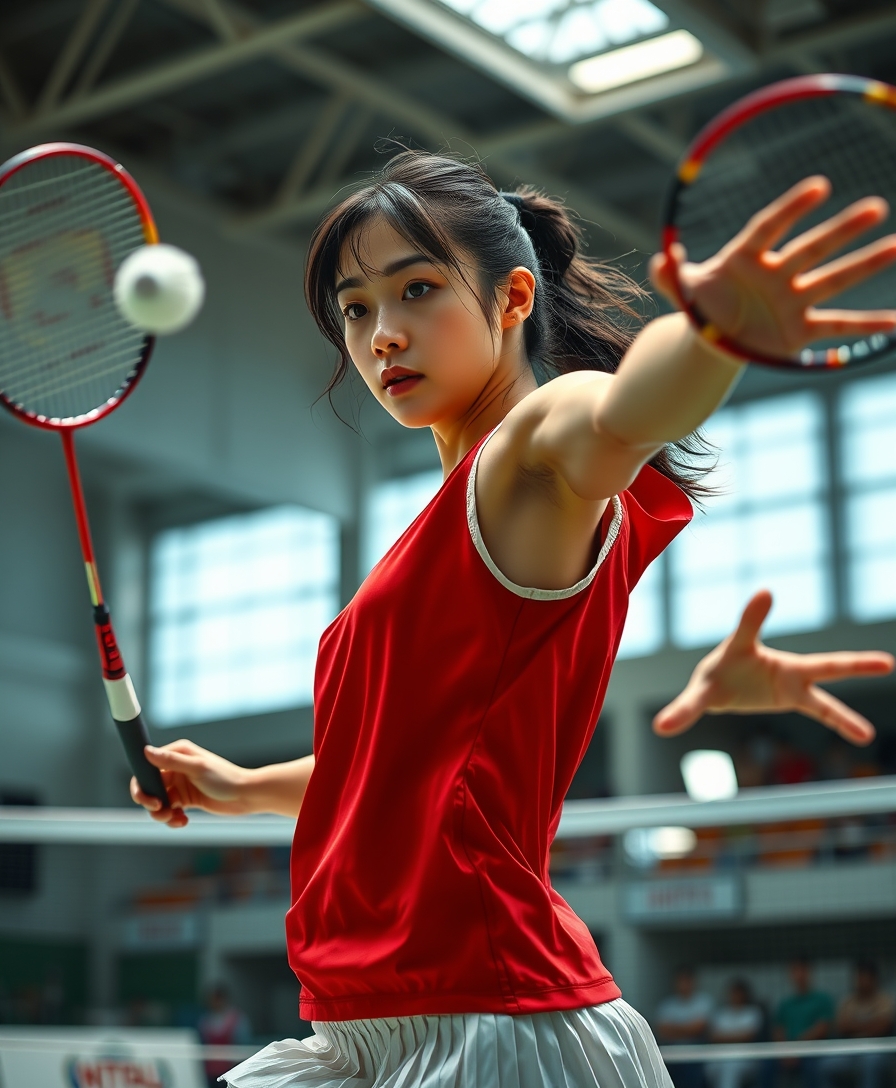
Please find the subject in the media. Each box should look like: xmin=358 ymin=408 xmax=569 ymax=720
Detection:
xmin=0 ymin=142 xmax=168 ymax=804
xmin=663 ymin=73 xmax=896 ymax=368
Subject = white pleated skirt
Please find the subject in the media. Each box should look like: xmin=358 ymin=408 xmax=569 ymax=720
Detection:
xmin=220 ymin=999 xmax=672 ymax=1088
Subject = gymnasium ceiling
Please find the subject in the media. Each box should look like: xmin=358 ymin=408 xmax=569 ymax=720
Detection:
xmin=2 ymin=0 xmax=896 ymax=262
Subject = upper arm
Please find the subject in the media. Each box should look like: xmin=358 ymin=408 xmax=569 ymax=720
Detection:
xmin=503 ymin=370 xmax=663 ymax=503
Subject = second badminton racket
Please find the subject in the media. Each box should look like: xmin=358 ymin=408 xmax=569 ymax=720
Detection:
xmin=663 ymin=73 xmax=896 ymax=369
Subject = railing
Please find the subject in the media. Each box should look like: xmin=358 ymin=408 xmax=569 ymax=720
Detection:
xmin=1 ymin=776 xmax=894 ymax=844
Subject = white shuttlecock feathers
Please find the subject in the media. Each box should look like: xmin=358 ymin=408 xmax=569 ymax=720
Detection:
xmin=114 ymin=244 xmax=205 ymax=335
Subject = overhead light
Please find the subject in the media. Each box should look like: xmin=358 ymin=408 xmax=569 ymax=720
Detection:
xmin=624 ymin=826 xmax=698 ymax=867
xmin=569 ymin=28 xmax=703 ymax=94
xmin=680 ymin=749 xmax=738 ymax=802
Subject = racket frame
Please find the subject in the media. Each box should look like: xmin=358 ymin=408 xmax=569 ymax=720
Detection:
xmin=662 ymin=73 xmax=896 ymax=369
xmin=0 ymin=142 xmax=157 ymax=429
xmin=0 ymin=142 xmax=169 ymax=804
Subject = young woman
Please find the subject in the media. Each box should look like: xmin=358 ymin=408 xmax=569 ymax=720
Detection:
xmin=131 ymin=152 xmax=895 ymax=1088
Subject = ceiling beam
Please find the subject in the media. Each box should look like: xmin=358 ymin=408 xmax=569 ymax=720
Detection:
xmin=162 ymin=0 xmax=653 ymax=249
xmin=615 ymin=114 xmax=686 ymax=165
xmin=198 ymin=0 xmax=239 ymax=42
xmin=37 ymin=0 xmax=114 ymax=113
xmin=274 ymin=91 xmax=352 ymax=207
xmin=187 ymin=100 xmax=323 ymax=163
xmin=0 ymin=52 xmax=27 ymax=121
xmin=765 ymin=6 xmax=896 ymax=61
xmin=659 ymin=0 xmax=756 ymax=68
xmin=316 ymin=105 xmax=374 ymax=188
xmin=9 ymin=0 xmax=363 ymax=140
xmin=70 ymin=0 xmax=140 ymax=98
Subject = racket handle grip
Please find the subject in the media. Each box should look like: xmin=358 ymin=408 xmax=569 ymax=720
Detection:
xmin=115 ymin=712 xmax=170 ymax=806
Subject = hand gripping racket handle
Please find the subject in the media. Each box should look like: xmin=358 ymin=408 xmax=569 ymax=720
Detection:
xmin=115 ymin=713 xmax=168 ymax=803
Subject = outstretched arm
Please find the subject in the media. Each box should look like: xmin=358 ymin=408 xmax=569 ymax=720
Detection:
xmin=522 ymin=177 xmax=896 ymax=502
xmin=653 ymin=590 xmax=893 ymax=745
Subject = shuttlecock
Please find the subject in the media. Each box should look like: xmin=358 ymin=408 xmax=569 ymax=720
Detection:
xmin=114 ymin=243 xmax=205 ymax=335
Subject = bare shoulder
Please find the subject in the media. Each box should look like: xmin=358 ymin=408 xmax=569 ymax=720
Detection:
xmin=482 ymin=368 xmax=620 ymax=497
xmin=500 ymin=370 xmax=614 ymax=448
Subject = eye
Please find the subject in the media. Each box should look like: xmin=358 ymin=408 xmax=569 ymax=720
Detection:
xmin=403 ymin=281 xmax=432 ymax=300
xmin=342 ymin=302 xmax=367 ymax=321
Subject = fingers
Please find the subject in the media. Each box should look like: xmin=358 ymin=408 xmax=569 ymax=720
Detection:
xmin=129 ymin=776 xmax=189 ymax=827
xmin=144 ymin=743 xmax=205 ymax=774
xmin=728 ymin=590 xmax=773 ymax=652
xmin=796 ymin=234 xmax=896 ymax=303
xmin=652 ymin=685 xmax=708 ymax=737
xmin=779 ymin=196 xmax=889 ymax=275
xmin=650 ymin=243 xmax=687 ymax=304
xmin=788 ymin=650 xmax=895 ymax=683
xmin=798 ymin=686 xmax=877 ymax=746
xmin=738 ymin=176 xmax=831 ymax=256
xmin=804 ymin=308 xmax=896 ymax=339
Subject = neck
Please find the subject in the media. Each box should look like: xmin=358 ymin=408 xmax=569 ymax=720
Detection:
xmin=430 ymin=342 xmax=538 ymax=477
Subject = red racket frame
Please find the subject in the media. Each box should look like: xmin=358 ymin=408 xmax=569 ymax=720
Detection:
xmin=662 ymin=74 xmax=896 ymax=369
xmin=0 ymin=143 xmax=169 ymax=804
xmin=0 ymin=142 xmax=157 ymax=429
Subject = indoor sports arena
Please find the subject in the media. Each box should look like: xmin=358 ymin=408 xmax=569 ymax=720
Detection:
xmin=1 ymin=1 xmax=896 ymax=1087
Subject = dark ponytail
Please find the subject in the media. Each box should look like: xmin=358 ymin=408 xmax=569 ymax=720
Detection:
xmin=305 ymin=150 xmax=714 ymax=502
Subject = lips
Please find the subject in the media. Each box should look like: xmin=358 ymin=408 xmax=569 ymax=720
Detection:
xmin=381 ymin=366 xmax=423 ymax=389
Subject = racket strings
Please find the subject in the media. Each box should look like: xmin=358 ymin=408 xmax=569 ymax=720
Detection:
xmin=0 ymin=154 xmax=148 ymax=422
xmin=676 ymin=98 xmax=896 ymax=300
xmin=1 ymin=325 xmax=144 ymax=405
xmin=678 ymin=100 xmax=896 ymax=231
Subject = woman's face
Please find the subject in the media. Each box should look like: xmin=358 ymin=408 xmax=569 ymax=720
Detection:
xmin=335 ymin=217 xmax=528 ymax=430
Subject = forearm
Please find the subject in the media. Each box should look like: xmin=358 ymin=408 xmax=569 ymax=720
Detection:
xmin=242 ymin=755 xmax=315 ymax=818
xmin=595 ymin=313 xmax=743 ymax=452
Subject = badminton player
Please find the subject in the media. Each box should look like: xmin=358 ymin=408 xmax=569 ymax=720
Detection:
xmin=131 ymin=153 xmax=896 ymax=1087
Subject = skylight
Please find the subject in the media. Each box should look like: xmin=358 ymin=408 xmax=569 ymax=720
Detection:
xmin=438 ymin=0 xmax=670 ymax=68
xmin=367 ymin=0 xmax=725 ymax=121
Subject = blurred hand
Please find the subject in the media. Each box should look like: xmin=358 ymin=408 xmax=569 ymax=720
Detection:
xmin=129 ymin=740 xmax=253 ymax=829
xmin=650 ymin=176 xmax=896 ymax=358
xmin=653 ymin=590 xmax=893 ymax=745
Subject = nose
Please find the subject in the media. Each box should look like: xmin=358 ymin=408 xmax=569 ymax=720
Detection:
xmin=371 ymin=316 xmax=408 ymax=358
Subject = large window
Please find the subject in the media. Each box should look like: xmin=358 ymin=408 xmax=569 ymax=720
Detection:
xmin=149 ymin=506 xmax=340 ymax=726
xmin=840 ymin=371 xmax=896 ymax=623
xmin=617 ymin=555 xmax=665 ymax=659
xmin=363 ymin=470 xmax=443 ymax=574
xmin=670 ymin=392 xmax=831 ymax=647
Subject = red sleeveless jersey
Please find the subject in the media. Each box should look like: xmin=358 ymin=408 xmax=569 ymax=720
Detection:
xmin=287 ymin=430 xmax=692 ymax=1021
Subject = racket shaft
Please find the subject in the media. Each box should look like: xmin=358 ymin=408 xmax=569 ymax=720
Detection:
xmin=61 ymin=431 xmax=169 ymax=805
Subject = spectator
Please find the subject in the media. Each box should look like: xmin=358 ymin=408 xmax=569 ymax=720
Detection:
xmin=656 ymin=966 xmax=714 ymax=1088
xmin=819 ymin=960 xmax=895 ymax=1088
xmin=197 ymin=982 xmax=252 ymax=1088
xmin=773 ymin=957 xmax=834 ymax=1088
xmin=705 ymin=979 xmax=765 ymax=1088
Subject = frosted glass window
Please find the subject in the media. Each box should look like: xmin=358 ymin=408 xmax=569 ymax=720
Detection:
xmin=670 ymin=393 xmax=831 ymax=647
xmin=617 ymin=554 xmax=664 ymax=659
xmin=439 ymin=0 xmax=668 ymax=66
xmin=149 ymin=506 xmax=340 ymax=726
xmin=364 ymin=470 xmax=443 ymax=574
xmin=840 ymin=371 xmax=896 ymax=622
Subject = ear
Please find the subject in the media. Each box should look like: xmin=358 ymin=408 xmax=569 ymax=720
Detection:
xmin=501 ymin=267 xmax=536 ymax=329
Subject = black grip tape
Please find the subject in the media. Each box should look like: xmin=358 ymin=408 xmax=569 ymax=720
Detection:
xmin=115 ymin=714 xmax=170 ymax=805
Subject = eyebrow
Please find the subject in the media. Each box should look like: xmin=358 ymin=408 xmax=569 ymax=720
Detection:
xmin=335 ymin=254 xmax=436 ymax=294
